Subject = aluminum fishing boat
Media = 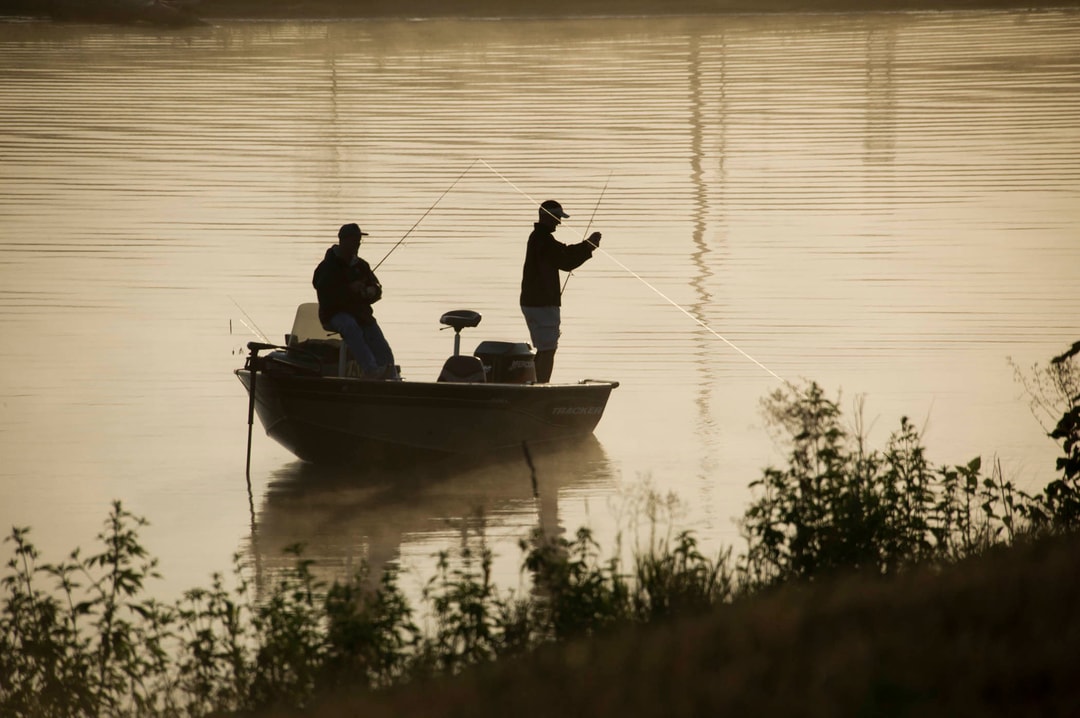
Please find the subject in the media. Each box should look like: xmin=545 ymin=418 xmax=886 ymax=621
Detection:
xmin=237 ymin=304 xmax=618 ymax=464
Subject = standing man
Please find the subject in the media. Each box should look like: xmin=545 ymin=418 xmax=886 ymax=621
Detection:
xmin=519 ymin=199 xmax=601 ymax=383
xmin=313 ymin=223 xmax=398 ymax=380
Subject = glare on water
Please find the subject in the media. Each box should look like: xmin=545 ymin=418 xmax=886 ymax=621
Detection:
xmin=1 ymin=11 xmax=1078 ymax=598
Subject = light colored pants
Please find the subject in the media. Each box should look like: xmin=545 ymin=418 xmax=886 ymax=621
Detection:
xmin=521 ymin=305 xmax=561 ymax=351
xmin=328 ymin=313 xmax=394 ymax=375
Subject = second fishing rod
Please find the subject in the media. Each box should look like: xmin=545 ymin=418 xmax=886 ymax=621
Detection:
xmin=477 ymin=158 xmax=788 ymax=386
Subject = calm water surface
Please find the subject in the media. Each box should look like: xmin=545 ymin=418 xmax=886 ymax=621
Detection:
xmin=1 ymin=11 xmax=1078 ymax=598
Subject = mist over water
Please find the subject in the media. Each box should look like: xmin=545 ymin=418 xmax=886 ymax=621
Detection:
xmin=1 ymin=11 xmax=1078 ymax=598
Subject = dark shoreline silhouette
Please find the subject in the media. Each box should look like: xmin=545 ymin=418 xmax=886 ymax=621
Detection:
xmin=2 ymin=0 xmax=1078 ymax=27
xmin=182 ymin=0 xmax=1080 ymax=19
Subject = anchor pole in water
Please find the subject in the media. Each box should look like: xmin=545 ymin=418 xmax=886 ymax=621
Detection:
xmin=522 ymin=440 xmax=539 ymax=500
xmin=245 ymin=347 xmax=259 ymax=481
xmin=244 ymin=342 xmax=278 ymax=480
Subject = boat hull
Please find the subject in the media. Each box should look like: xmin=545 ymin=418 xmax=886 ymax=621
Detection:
xmin=236 ymin=370 xmax=618 ymax=464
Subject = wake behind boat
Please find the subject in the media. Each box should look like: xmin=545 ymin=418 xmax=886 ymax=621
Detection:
xmin=237 ymin=304 xmax=618 ymax=464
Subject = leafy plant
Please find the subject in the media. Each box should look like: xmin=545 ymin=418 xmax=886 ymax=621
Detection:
xmin=320 ymin=563 xmax=419 ymax=691
xmin=0 ymin=502 xmax=175 ymax=717
xmin=173 ymin=563 xmax=253 ymax=715
xmin=632 ymin=530 xmax=734 ymax=622
xmin=738 ymin=382 xmax=1035 ymax=587
xmin=1011 ymin=340 xmax=1080 ymax=531
xmin=247 ymin=544 xmax=327 ymax=711
xmin=418 ymin=521 xmax=503 ymax=675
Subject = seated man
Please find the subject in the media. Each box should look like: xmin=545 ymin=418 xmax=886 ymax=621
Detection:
xmin=312 ymin=223 xmax=398 ymax=380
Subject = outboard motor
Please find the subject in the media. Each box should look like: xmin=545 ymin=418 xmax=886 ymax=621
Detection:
xmin=474 ymin=341 xmax=536 ymax=384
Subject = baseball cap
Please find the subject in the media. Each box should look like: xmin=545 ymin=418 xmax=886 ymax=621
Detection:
xmin=338 ymin=223 xmax=369 ymax=240
xmin=539 ymin=200 xmax=569 ymax=219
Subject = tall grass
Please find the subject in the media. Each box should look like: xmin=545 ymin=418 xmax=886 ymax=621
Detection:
xmin=740 ymin=385 xmax=1018 ymax=586
xmin=3 ymin=341 xmax=1077 ymax=717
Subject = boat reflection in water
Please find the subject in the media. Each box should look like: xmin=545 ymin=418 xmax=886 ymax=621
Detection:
xmin=245 ymin=435 xmax=615 ymax=594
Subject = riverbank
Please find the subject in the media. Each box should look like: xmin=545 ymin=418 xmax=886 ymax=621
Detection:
xmin=284 ymin=531 xmax=1080 ymax=718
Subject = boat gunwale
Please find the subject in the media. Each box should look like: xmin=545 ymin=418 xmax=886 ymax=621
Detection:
xmin=235 ymin=367 xmax=619 ymax=393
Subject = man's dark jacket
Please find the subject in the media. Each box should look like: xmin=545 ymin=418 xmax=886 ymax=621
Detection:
xmin=519 ymin=224 xmax=595 ymax=307
xmin=312 ymin=246 xmax=382 ymax=328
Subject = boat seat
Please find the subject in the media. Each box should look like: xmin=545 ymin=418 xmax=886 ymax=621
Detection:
xmin=437 ymin=355 xmax=486 ymax=383
xmin=439 ymin=309 xmax=482 ymax=359
xmin=287 ymin=303 xmax=348 ymax=376
xmin=439 ymin=309 xmax=482 ymax=332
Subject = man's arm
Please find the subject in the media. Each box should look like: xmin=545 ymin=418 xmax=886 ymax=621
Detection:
xmin=548 ymin=232 xmax=601 ymax=272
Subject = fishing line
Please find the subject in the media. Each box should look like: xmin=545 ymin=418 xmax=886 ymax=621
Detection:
xmin=478 ymin=158 xmax=788 ymax=386
xmin=593 ymin=248 xmax=788 ymax=386
xmin=373 ymin=158 xmax=481 ymax=271
xmin=229 ymin=295 xmax=271 ymax=343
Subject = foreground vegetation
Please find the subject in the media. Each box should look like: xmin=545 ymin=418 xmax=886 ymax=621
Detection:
xmin=3 ymin=341 xmax=1078 ymax=717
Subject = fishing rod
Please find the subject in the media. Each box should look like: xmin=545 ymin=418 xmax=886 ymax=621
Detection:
xmin=373 ymin=158 xmax=480 ymax=271
xmin=229 ymin=295 xmax=271 ymax=344
xmin=562 ymin=170 xmax=612 ymax=296
xmin=478 ymin=158 xmax=788 ymax=386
